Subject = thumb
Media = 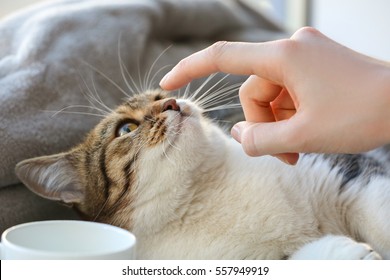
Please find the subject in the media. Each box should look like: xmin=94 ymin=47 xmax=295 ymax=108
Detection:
xmin=231 ymin=121 xmax=299 ymax=164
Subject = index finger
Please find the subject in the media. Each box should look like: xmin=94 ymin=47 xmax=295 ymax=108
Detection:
xmin=159 ymin=41 xmax=286 ymax=90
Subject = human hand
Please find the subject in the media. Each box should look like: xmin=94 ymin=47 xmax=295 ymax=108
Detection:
xmin=160 ymin=27 xmax=390 ymax=164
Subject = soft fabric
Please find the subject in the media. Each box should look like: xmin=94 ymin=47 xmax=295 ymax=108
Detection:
xmin=0 ymin=183 xmax=79 ymax=234
xmin=0 ymin=0 xmax=285 ymax=188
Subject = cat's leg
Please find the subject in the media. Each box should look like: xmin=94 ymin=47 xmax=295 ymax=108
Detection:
xmin=348 ymin=177 xmax=390 ymax=259
xmin=290 ymin=235 xmax=382 ymax=260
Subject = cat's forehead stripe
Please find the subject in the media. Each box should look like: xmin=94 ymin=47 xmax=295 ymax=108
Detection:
xmin=99 ymin=143 xmax=110 ymax=200
xmin=116 ymin=106 xmax=144 ymax=120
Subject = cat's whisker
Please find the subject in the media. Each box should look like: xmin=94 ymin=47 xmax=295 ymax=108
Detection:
xmin=45 ymin=105 xmax=108 ymax=118
xmin=118 ymin=66 xmax=135 ymax=97
xmin=89 ymin=75 xmax=117 ymax=114
xmin=92 ymin=196 xmax=110 ymax=222
xmin=195 ymin=82 xmax=231 ymax=106
xmin=81 ymin=60 xmax=131 ymax=98
xmin=210 ymin=118 xmax=235 ymax=124
xmin=164 ymin=117 xmax=183 ymax=152
xmin=182 ymin=83 xmax=192 ymax=100
xmin=136 ymin=113 xmax=181 ymax=156
xmin=134 ymin=138 xmax=150 ymax=161
xmin=78 ymin=74 xmax=114 ymax=115
xmin=199 ymin=97 xmax=239 ymax=111
xmin=166 ymin=117 xmax=186 ymax=133
xmin=171 ymin=111 xmax=197 ymax=137
xmin=120 ymin=60 xmax=142 ymax=95
xmin=166 ymin=135 xmax=181 ymax=151
xmin=202 ymin=103 xmax=242 ymax=113
xmin=144 ymin=45 xmax=172 ymax=91
xmin=189 ymin=73 xmax=218 ymax=102
xmin=65 ymin=99 xmax=109 ymax=116
xmin=136 ymin=58 xmax=145 ymax=93
xmin=196 ymin=83 xmax=241 ymax=109
xmin=147 ymin=64 xmax=173 ymax=91
xmin=161 ymin=140 xmax=176 ymax=165
xmin=143 ymin=116 xmax=156 ymax=124
xmin=197 ymin=83 xmax=240 ymax=102
xmin=51 ymin=111 xmax=107 ymax=118
xmin=117 ymin=34 xmax=141 ymax=95
xmin=192 ymin=74 xmax=230 ymax=104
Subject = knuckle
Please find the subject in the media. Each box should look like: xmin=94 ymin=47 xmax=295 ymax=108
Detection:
xmin=173 ymin=58 xmax=195 ymax=81
xmin=291 ymin=26 xmax=321 ymax=41
xmin=207 ymin=41 xmax=230 ymax=65
xmin=274 ymin=28 xmax=322 ymax=66
xmin=175 ymin=57 xmax=191 ymax=72
xmin=238 ymin=80 xmax=250 ymax=100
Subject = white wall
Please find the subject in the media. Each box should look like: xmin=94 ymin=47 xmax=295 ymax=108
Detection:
xmin=0 ymin=0 xmax=45 ymax=18
xmin=311 ymin=0 xmax=390 ymax=60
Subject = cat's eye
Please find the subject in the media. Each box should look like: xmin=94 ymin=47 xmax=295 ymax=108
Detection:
xmin=117 ymin=122 xmax=139 ymax=137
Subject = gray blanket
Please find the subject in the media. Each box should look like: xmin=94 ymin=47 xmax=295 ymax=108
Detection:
xmin=0 ymin=0 xmax=285 ymax=188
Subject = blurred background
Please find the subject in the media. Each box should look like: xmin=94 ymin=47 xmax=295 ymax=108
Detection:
xmin=1 ymin=0 xmax=389 ymax=60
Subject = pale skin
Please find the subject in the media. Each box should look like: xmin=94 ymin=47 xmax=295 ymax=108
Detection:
xmin=160 ymin=27 xmax=390 ymax=165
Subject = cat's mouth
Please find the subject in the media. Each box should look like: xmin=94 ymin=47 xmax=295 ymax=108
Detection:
xmin=167 ymin=106 xmax=190 ymax=134
xmin=163 ymin=99 xmax=199 ymax=144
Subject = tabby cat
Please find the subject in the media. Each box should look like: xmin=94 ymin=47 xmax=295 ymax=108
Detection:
xmin=15 ymin=88 xmax=390 ymax=259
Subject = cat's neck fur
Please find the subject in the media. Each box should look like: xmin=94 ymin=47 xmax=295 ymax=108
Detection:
xmin=134 ymin=121 xmax=314 ymax=259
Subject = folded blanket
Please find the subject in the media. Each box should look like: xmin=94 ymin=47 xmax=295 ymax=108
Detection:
xmin=0 ymin=0 xmax=285 ymax=188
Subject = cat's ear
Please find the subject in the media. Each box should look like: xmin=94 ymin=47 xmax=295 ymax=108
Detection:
xmin=15 ymin=152 xmax=85 ymax=205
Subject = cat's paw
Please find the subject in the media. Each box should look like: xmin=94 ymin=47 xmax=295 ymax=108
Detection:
xmin=291 ymin=235 xmax=382 ymax=260
xmin=349 ymin=243 xmax=382 ymax=260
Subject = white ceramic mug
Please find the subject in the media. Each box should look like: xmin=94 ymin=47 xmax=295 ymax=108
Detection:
xmin=0 ymin=220 xmax=136 ymax=259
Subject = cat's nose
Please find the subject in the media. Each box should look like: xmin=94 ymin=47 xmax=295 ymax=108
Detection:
xmin=162 ymin=98 xmax=180 ymax=112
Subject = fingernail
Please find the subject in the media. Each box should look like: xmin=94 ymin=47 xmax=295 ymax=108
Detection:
xmin=281 ymin=157 xmax=294 ymax=165
xmin=274 ymin=156 xmax=290 ymax=165
xmin=159 ymin=71 xmax=171 ymax=87
xmin=275 ymin=155 xmax=297 ymax=166
xmin=231 ymin=125 xmax=241 ymax=143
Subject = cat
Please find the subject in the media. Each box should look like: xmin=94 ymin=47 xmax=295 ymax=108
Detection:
xmin=15 ymin=88 xmax=390 ymax=259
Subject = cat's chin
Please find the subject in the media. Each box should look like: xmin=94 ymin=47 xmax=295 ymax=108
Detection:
xmin=156 ymin=101 xmax=224 ymax=165
xmin=164 ymin=100 xmax=204 ymax=144
xmin=165 ymin=112 xmax=201 ymax=147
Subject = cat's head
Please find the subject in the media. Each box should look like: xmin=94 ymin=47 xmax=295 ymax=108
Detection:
xmin=15 ymin=90 xmax=228 ymax=234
